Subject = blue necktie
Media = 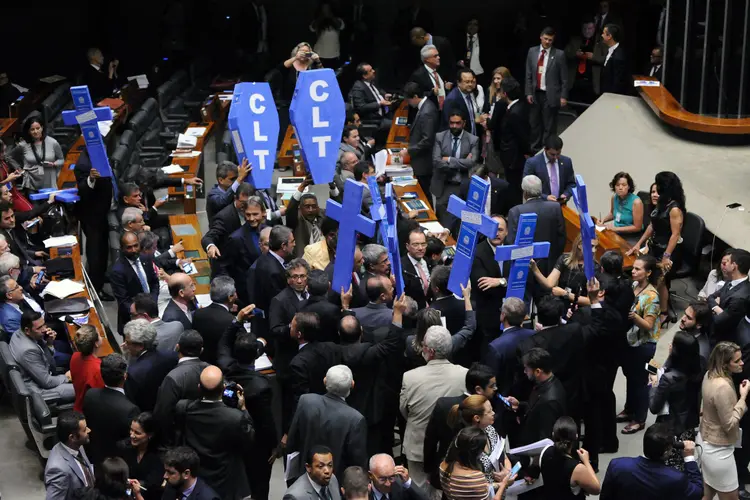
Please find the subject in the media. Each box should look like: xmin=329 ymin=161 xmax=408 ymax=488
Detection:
xmin=132 ymin=259 xmax=149 ymax=293
xmin=465 ymin=94 xmax=476 ymax=135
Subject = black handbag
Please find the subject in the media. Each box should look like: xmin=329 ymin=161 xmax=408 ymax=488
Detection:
xmin=44 ymin=297 xmax=91 ymax=317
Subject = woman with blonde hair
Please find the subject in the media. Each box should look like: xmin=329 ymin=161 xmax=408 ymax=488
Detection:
xmin=447 ymin=395 xmax=512 ymax=484
xmin=700 ymin=341 xmax=749 ymax=500
xmin=530 ymin=232 xmax=600 ymax=308
xmin=279 ymin=41 xmax=323 ymax=101
xmin=483 ymin=66 xmax=512 ymax=174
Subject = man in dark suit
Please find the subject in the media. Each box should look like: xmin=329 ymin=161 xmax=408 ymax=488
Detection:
xmin=507 ymin=348 xmax=567 ymax=446
xmin=122 ymin=319 xmax=178 ymax=411
xmin=73 ymin=150 xmax=114 ymax=299
xmin=225 ymin=197 xmax=266 ymax=303
xmin=352 ymin=276 xmax=394 ymax=335
xmin=82 ymin=353 xmax=139 ymax=466
xmin=471 ymin=216 xmax=512 ymax=345
xmin=162 ymin=446 xmax=221 ymax=500
xmin=153 ymin=330 xmax=209 ymax=441
xmin=484 ymin=298 xmax=535 ymax=395
xmin=118 ymin=182 xmax=172 ymax=250
xmin=410 ymin=28 xmax=455 ymax=84
xmin=269 ymin=258 xmax=310 ymax=378
xmin=287 ymin=177 xmax=333 ymax=258
xmin=599 ymin=423 xmax=703 ymax=499
xmin=286 ymin=365 xmax=367 ymax=482
xmin=175 ymin=366 xmax=255 ymax=500
xmin=202 ymin=183 xmax=254 ymax=276
xmin=646 ymin=46 xmax=664 ymax=82
xmin=708 ymin=248 xmax=750 ymax=338
xmin=407 ymin=43 xmax=452 ymax=115
xmin=402 ymin=229 xmax=433 ymax=310
xmin=191 ymin=276 xmax=237 ymax=365
xmin=455 ymin=19 xmax=492 ymax=88
xmin=490 ymin=77 xmax=532 ymax=207
xmin=458 ymin=165 xmax=512 ymax=217
xmin=219 ymin=317 xmax=277 ymax=500
xmin=0 ymin=202 xmax=42 ymax=268
xmin=83 ymin=47 xmax=118 ymax=102
xmin=369 ymin=453 xmax=430 ymax=500
xmin=301 ymin=270 xmax=342 ymax=343
xmin=431 ymin=112 xmax=479 ymax=228
xmin=525 ymin=27 xmax=568 ymax=151
xmin=206 ymin=159 xmax=248 ymax=224
xmin=400 ymin=82 xmax=439 ymax=204
xmin=162 ymin=273 xmax=197 ymax=331
xmin=342 ymin=0 xmax=375 ymax=63
xmin=349 ymin=63 xmax=393 ymax=123
xmin=522 ymin=135 xmax=576 ymax=202
xmin=253 ymin=225 xmax=295 ymax=338
xmin=599 ymin=24 xmax=630 ymax=95
xmin=429 ymin=265 xmax=466 ymax=336
xmin=507 ymin=175 xmax=566 ymax=276
xmin=110 ymin=231 xmax=160 ymax=334
xmin=441 ymin=69 xmax=483 ymax=137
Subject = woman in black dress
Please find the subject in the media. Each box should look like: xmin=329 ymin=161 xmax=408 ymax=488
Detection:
xmin=628 ymin=172 xmax=686 ymax=327
xmin=72 ymin=457 xmax=145 ymax=500
xmin=117 ymin=413 xmax=164 ymax=500
xmin=540 ymin=417 xmax=601 ymax=499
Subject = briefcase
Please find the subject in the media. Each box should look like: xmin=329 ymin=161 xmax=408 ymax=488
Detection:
xmin=44 ymin=258 xmax=75 ymax=279
xmin=44 ymin=297 xmax=91 ymax=317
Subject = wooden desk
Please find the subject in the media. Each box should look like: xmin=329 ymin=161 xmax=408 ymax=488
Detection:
xmin=165 ymin=122 xmax=214 ymax=214
xmin=636 ymin=75 xmax=750 ymax=135
xmin=562 ymin=205 xmax=636 ymax=268
xmin=0 ymin=118 xmax=17 ymax=139
xmin=386 ymin=101 xmax=410 ymax=149
xmin=392 ymin=182 xmax=457 ymax=246
xmin=48 ymin=244 xmax=115 ymax=357
xmin=168 ymin=214 xmax=211 ymax=294
xmin=277 ymin=125 xmax=299 ymax=168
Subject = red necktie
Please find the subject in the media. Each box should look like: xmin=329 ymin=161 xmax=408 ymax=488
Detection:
xmin=578 ymin=40 xmax=589 ymax=74
xmin=432 ymin=70 xmax=445 ymax=109
xmin=536 ymin=49 xmax=546 ymax=89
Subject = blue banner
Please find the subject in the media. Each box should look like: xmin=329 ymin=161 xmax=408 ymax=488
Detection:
xmin=494 ymin=213 xmax=551 ymax=299
xmin=228 ymin=82 xmax=280 ymax=189
xmin=289 ymin=69 xmax=346 ymax=185
xmin=572 ymin=174 xmax=597 ymax=280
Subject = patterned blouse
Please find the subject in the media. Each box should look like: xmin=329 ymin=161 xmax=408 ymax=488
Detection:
xmin=627 ymin=282 xmax=661 ymax=346
xmin=479 ymin=425 xmax=502 ymax=483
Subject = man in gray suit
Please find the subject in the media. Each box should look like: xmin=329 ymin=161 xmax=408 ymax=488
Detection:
xmin=286 ymin=365 xmax=367 ymax=484
xmin=525 ymin=27 xmax=568 ymax=151
xmin=507 ymin=175 xmax=566 ymax=277
xmin=10 ymin=310 xmax=74 ymax=403
xmin=431 ymin=112 xmax=479 ymax=229
xmin=44 ymin=411 xmax=94 ymax=500
xmin=338 ymin=126 xmax=368 ymax=164
xmin=130 ymin=292 xmax=183 ymax=354
xmin=284 ymin=445 xmax=342 ymax=500
xmin=400 ymin=81 xmax=439 ymax=206
xmin=400 ymin=326 xmax=468 ymax=497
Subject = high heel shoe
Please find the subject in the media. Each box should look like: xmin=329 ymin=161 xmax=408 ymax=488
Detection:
xmin=660 ymin=312 xmax=676 ymax=329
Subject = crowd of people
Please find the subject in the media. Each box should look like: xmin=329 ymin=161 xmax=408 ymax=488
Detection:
xmin=1 ymin=2 xmax=743 ymax=500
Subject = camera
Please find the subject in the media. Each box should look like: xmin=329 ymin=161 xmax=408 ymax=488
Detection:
xmin=222 ymin=381 xmax=241 ymax=408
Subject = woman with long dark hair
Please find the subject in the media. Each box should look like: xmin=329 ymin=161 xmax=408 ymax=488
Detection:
xmin=618 ymin=255 xmax=661 ymax=435
xmin=539 ymin=417 xmax=600 ymax=499
xmin=628 ymin=171 xmax=686 ymax=326
xmin=73 ymin=457 xmax=144 ymax=500
xmin=8 ymin=116 xmax=64 ymax=190
xmin=116 ymin=413 xmax=163 ymax=500
xmin=648 ymin=331 xmax=703 ymax=470
xmin=440 ymin=427 xmax=516 ymax=500
xmin=309 ymin=2 xmax=345 ymax=68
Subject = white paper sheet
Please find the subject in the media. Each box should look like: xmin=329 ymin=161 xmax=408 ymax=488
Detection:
xmin=419 ymin=221 xmax=447 ymax=234
xmin=177 ymin=134 xmax=198 ymax=149
xmin=284 ymin=452 xmax=300 ymax=481
xmin=634 ymin=80 xmax=661 ymax=87
xmin=508 ymin=438 xmax=554 ymax=456
xmin=373 ymin=149 xmax=388 ymax=177
xmin=43 ymin=235 xmax=78 ymax=248
xmin=170 ymin=150 xmax=202 ymax=158
xmin=196 ymin=294 xmax=212 ymax=308
xmin=161 ymin=165 xmax=185 ymax=174
xmin=41 ymin=280 xmax=85 ymax=299
xmin=185 ymin=127 xmax=207 ymax=137
xmin=254 ymin=354 xmax=273 ymax=371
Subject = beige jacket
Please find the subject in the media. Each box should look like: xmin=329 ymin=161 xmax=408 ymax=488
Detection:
xmin=700 ymin=374 xmax=747 ymax=446
xmin=302 ymin=239 xmax=332 ymax=271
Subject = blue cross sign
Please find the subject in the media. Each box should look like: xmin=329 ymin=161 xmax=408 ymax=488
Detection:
xmin=384 ymin=183 xmax=405 ymax=297
xmin=29 ymin=188 xmax=79 ymax=203
xmin=228 ymin=82 xmax=279 ymax=189
xmin=447 ymin=176 xmax=498 ymax=296
xmin=62 ymin=86 xmax=117 ymax=196
xmin=289 ymin=69 xmax=346 ymax=185
xmin=326 ymin=179 xmax=376 ymax=293
xmin=572 ymin=174 xmax=597 ymax=280
xmin=494 ymin=213 xmax=551 ymax=299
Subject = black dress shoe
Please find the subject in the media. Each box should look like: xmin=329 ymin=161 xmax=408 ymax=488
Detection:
xmin=738 ymin=489 xmax=750 ymax=499
xmin=599 ymin=444 xmax=619 ymax=454
xmin=97 ymin=290 xmax=115 ymax=301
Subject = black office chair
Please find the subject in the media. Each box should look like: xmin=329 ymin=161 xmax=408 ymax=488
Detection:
xmin=8 ymin=370 xmax=56 ymax=460
xmin=669 ymin=211 xmax=706 ymax=310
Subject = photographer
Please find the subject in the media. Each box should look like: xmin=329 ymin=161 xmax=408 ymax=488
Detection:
xmin=174 ymin=365 xmax=255 ymax=500
xmin=280 ymin=42 xmax=324 ymax=102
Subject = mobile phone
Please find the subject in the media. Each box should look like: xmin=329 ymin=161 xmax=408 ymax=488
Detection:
xmin=252 ymin=308 xmax=265 ymax=319
xmin=510 ymin=461 xmax=522 ymax=476
xmin=35 ymin=270 xmax=45 ymax=286
xmin=645 ymin=363 xmax=658 ymax=375
xmin=727 ymin=203 xmax=742 ymax=209
xmin=497 ymin=394 xmax=512 ymax=408
xmin=396 ymin=117 xmax=408 ymax=126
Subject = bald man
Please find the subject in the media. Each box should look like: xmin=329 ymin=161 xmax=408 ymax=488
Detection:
xmin=177 ymin=366 xmax=255 ymax=499
xmin=110 ymin=231 xmax=159 ymax=333
xmin=162 ymin=273 xmax=197 ymax=330
xmin=369 ymin=454 xmax=428 ymax=500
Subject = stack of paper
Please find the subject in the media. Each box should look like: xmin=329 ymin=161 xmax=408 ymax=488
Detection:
xmin=39 ymin=75 xmax=66 ymax=84
xmin=185 ymin=127 xmax=207 ymax=137
xmin=419 ymin=221 xmax=447 ymax=235
xmin=373 ymin=150 xmax=388 ymax=177
xmin=391 ymin=176 xmax=417 ymax=187
xmin=126 ymin=74 xmax=150 ymax=89
xmin=41 ymin=280 xmax=85 ymax=299
xmin=161 ymin=164 xmax=185 ymax=174
xmin=385 ymin=165 xmax=413 ymax=177
xmin=177 ymin=134 xmax=198 ymax=149
xmin=170 ymin=150 xmax=202 ymax=158
xmin=218 ymin=94 xmax=233 ymax=101
xmin=254 ymin=354 xmax=273 ymax=371
xmin=43 ymin=235 xmax=78 ymax=249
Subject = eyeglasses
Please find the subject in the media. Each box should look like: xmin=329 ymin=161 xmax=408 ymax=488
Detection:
xmin=290 ymin=274 xmax=308 ymax=281
xmin=376 ymin=475 xmax=396 ymax=483
xmin=409 ymin=242 xmax=427 ymax=248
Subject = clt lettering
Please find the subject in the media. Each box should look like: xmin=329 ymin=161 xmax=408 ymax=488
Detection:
xmin=248 ymin=93 xmax=270 ymax=170
xmin=310 ymin=80 xmax=332 ymax=157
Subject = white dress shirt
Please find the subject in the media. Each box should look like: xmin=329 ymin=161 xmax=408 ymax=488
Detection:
xmin=366 ymin=81 xmax=385 ymax=115
xmin=537 ymin=45 xmax=550 ymax=91
xmin=649 ymin=64 xmax=662 ymax=77
xmin=269 ymin=250 xmax=286 ymax=267
xmin=467 ymin=34 xmax=484 ymax=75
xmin=425 ymin=64 xmax=445 ymax=98
xmin=407 ymin=254 xmax=430 ymax=286
xmin=605 ymin=43 xmax=620 ymax=66
xmin=61 ymin=443 xmax=92 ymax=486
